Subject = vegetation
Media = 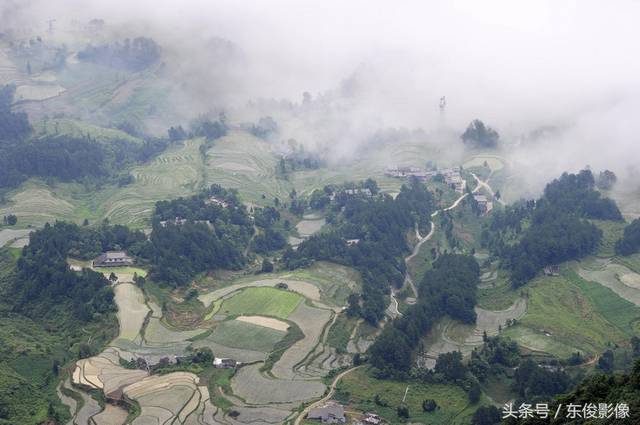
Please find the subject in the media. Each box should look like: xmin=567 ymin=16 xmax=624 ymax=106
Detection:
xmin=144 ymin=185 xmax=253 ymax=286
xmin=516 ymin=359 xmax=640 ymax=425
xmin=284 ymin=178 xmax=435 ymax=324
xmin=369 ymin=254 xmax=479 ymax=377
xmin=219 ymin=287 xmax=302 ymax=319
xmin=77 ymin=37 xmax=161 ymax=71
xmin=616 ymin=218 xmax=640 ymax=256
xmin=461 ymin=119 xmax=499 ymax=148
xmin=486 ymin=170 xmax=621 ymax=286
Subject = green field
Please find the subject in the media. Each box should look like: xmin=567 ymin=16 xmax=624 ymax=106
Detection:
xmin=219 ymin=287 xmax=302 ymax=319
xmin=592 ymin=219 xmax=626 ymax=257
xmin=0 ymin=138 xmax=206 ymax=228
xmin=210 ymin=319 xmax=286 ymax=352
xmin=336 ymin=367 xmax=478 ymax=425
xmin=33 ymin=118 xmax=143 ymax=144
xmin=503 ymin=269 xmax=640 ymax=358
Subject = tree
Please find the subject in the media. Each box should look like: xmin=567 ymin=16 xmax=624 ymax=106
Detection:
xmin=397 ymin=404 xmax=409 ymax=419
xmin=598 ymin=349 xmax=614 ymax=373
xmin=108 ymin=272 xmax=118 ymax=284
xmin=3 ymin=214 xmax=17 ymax=225
xmin=461 ymin=120 xmax=499 ymax=148
xmin=471 ymin=406 xmax=501 ymax=425
xmin=261 ymin=259 xmax=274 ymax=273
xmin=596 ymin=169 xmax=617 ymax=190
xmin=435 ymin=351 xmax=467 ymax=382
xmin=422 ymin=399 xmax=438 ymax=412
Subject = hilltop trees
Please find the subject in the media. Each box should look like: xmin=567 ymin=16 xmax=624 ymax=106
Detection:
xmin=461 ymin=119 xmax=499 ymax=148
xmin=615 ymin=218 xmax=640 ymax=256
xmin=368 ymin=254 xmax=479 ymax=377
xmin=487 ymin=170 xmax=619 ymax=286
xmin=284 ymin=179 xmax=435 ymax=325
xmin=77 ymin=37 xmax=161 ymax=71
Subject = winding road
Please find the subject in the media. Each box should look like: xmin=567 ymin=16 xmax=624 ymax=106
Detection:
xmin=294 ymin=366 xmax=364 ymax=425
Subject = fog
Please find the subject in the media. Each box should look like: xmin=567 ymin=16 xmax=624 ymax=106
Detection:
xmin=3 ymin=0 xmax=640 ymax=196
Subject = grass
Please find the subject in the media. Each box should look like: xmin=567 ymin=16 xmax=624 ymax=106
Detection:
xmin=502 ymin=268 xmax=640 ymax=358
xmin=33 ymin=118 xmax=143 ymax=144
xmin=210 ymin=320 xmax=286 ymax=352
xmin=336 ymin=367 xmax=478 ymax=425
xmin=220 ymin=287 xmax=302 ymax=319
xmin=592 ymin=219 xmax=626 ymax=257
xmin=0 ymin=138 xmax=206 ymax=228
xmin=477 ymin=271 xmax=521 ymax=310
xmin=95 ymin=266 xmax=147 ymax=278
xmin=326 ymin=314 xmax=359 ymax=354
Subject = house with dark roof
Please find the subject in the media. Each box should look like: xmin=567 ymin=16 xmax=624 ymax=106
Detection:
xmin=92 ymin=251 xmax=133 ymax=268
xmin=307 ymin=402 xmax=346 ymax=424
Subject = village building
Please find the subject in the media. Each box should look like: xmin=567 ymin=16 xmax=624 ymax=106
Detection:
xmin=159 ymin=216 xmax=188 ymax=227
xmin=385 ymin=166 xmax=434 ymax=181
xmin=69 ymin=264 xmax=83 ymax=272
xmin=206 ymin=196 xmax=229 ymax=208
xmin=346 ymin=238 xmax=360 ymax=246
xmin=362 ymin=412 xmax=384 ymax=425
xmin=543 ymin=265 xmax=560 ymax=276
xmin=213 ymin=357 xmax=237 ymax=369
xmin=92 ymin=251 xmax=133 ymax=268
xmin=306 ymin=402 xmax=346 ymax=424
xmin=473 ymin=194 xmax=494 ymax=214
xmin=344 ymin=188 xmax=372 ymax=197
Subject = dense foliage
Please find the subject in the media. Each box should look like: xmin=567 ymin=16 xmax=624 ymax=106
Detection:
xmin=77 ymin=37 xmax=161 ymax=71
xmin=1 ymin=85 xmax=173 ymax=189
xmin=615 ymin=218 xmax=640 ymax=256
xmin=11 ymin=222 xmax=142 ymax=321
xmin=368 ymin=254 xmax=479 ymax=377
xmin=506 ymin=211 xmax=602 ymax=286
xmin=542 ymin=170 xmax=622 ymax=221
xmin=461 ymin=119 xmax=499 ymax=148
xmin=486 ymin=170 xmax=619 ymax=286
xmin=144 ymin=185 xmax=253 ymax=286
xmin=0 ymin=84 xmax=31 ymax=141
xmin=284 ymin=179 xmax=435 ymax=324
xmin=515 ymin=360 xmax=640 ymax=425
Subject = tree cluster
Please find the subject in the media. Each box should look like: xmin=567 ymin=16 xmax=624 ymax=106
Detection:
xmin=368 ymin=254 xmax=479 ymax=377
xmin=284 ymin=179 xmax=435 ymax=325
xmin=11 ymin=222 xmax=129 ymax=322
xmin=77 ymin=37 xmax=161 ymax=71
xmin=615 ymin=218 xmax=640 ymax=256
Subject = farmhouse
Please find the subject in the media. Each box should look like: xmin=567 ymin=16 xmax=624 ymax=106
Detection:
xmin=344 ymin=188 xmax=372 ymax=197
xmin=307 ymin=402 xmax=346 ymax=424
xmin=159 ymin=216 xmax=188 ymax=227
xmin=69 ymin=264 xmax=83 ymax=272
xmin=385 ymin=166 xmax=434 ymax=181
xmin=346 ymin=238 xmax=360 ymax=246
xmin=93 ymin=251 xmax=133 ymax=268
xmin=213 ymin=357 xmax=237 ymax=368
xmin=206 ymin=196 xmax=229 ymax=208
xmin=543 ymin=265 xmax=560 ymax=276
xmin=362 ymin=412 xmax=384 ymax=425
xmin=473 ymin=195 xmax=493 ymax=214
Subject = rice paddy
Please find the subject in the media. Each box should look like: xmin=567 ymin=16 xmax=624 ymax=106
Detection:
xmin=219 ymin=287 xmax=303 ymax=319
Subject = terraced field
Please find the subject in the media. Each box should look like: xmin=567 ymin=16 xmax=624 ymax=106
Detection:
xmin=205 ymin=131 xmax=293 ymax=206
xmin=218 ymin=287 xmax=303 ymax=319
xmin=502 ymin=270 xmax=640 ymax=358
xmin=336 ymin=366 xmax=478 ymax=425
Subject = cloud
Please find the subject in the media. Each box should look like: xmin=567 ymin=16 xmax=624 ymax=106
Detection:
xmin=4 ymin=0 xmax=640 ymax=197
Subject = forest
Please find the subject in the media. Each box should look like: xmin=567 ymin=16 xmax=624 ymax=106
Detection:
xmin=11 ymin=222 xmax=136 ymax=322
xmin=484 ymin=170 xmax=620 ymax=286
xmin=77 ymin=37 xmax=161 ymax=71
xmin=284 ymin=178 xmax=435 ymax=324
xmin=144 ymin=185 xmax=254 ymax=286
xmin=368 ymin=254 xmax=480 ymax=377
xmin=616 ymin=218 xmax=640 ymax=256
